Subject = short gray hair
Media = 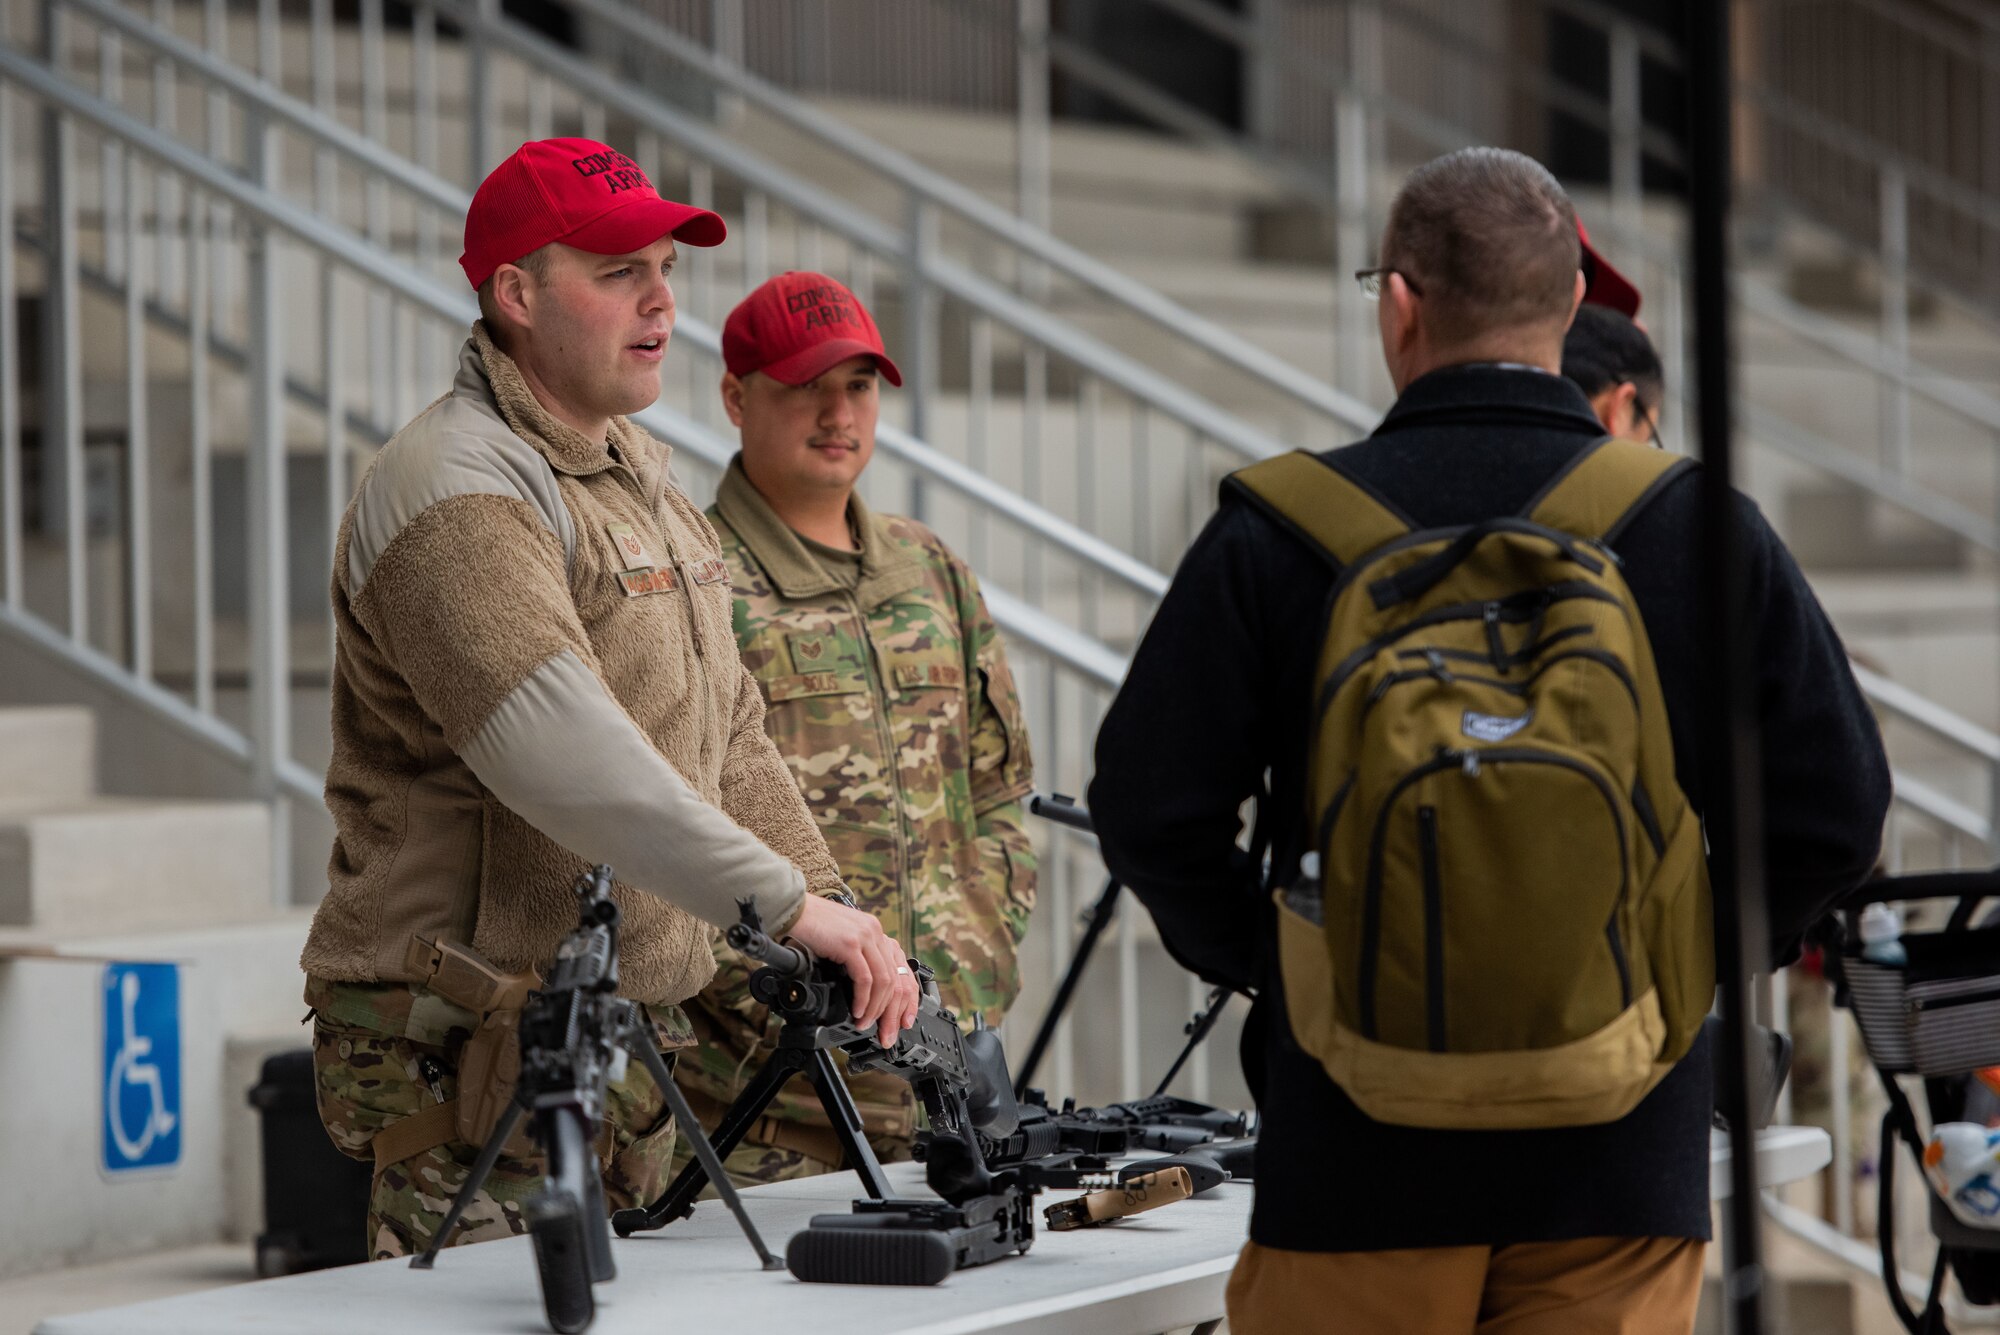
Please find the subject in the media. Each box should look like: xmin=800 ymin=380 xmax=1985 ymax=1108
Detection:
xmin=476 ymin=244 xmax=554 ymax=330
xmin=1381 ymin=148 xmax=1580 ymax=346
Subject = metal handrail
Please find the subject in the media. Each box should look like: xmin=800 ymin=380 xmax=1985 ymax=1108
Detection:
xmin=40 ymin=0 xmax=1183 ymax=600
xmin=1853 ymin=662 xmax=2000 ymax=765
xmin=1888 ymin=771 xmax=1992 ymax=847
xmin=62 ymin=0 xmax=464 ymax=215
xmin=0 ymin=42 xmax=1137 ymax=694
xmin=1047 ymin=0 xmax=1999 ymax=335
xmin=1730 ymin=278 xmax=2000 ymax=443
xmin=1015 ymin=0 xmax=2000 ymax=583
xmin=1746 ymin=82 xmax=2000 ymax=236
xmin=0 ymin=604 xmax=325 ymax=808
xmin=506 ymin=0 xmax=1379 ymax=436
xmin=1826 ymin=0 xmax=2000 ymax=76
xmin=421 ymin=0 xmax=1315 ymax=462
xmin=1740 ymin=404 xmax=2000 ymax=555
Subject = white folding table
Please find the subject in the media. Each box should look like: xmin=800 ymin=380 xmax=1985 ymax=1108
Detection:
xmin=35 ymin=1128 xmax=1833 ymax=1335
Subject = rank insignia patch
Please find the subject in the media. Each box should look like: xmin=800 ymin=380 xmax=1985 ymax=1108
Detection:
xmin=606 ymin=521 xmax=652 ymax=572
xmin=791 ymin=633 xmax=833 ymax=668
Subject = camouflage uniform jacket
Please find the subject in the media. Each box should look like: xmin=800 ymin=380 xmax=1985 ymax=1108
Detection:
xmin=677 ymin=458 xmax=1037 ymax=1140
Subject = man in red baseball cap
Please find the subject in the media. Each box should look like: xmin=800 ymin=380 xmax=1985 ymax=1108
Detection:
xmin=669 ymin=271 xmax=1039 ymax=1188
xmin=1577 ymin=217 xmax=1642 ymax=319
xmin=306 ymin=151 xmax=921 ymax=1259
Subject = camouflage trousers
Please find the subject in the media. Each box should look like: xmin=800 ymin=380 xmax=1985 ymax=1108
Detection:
xmin=307 ymin=977 xmax=693 ymax=1260
xmin=664 ymin=1126 xmax=912 ymax=1193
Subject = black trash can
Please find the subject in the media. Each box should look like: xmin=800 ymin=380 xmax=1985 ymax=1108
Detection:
xmin=248 ymin=1048 xmax=372 ymax=1276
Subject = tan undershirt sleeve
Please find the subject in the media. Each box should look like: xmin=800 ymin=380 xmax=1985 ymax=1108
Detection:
xmin=353 ymin=489 xmax=802 ymax=931
xmin=461 ymin=650 xmax=806 ymax=931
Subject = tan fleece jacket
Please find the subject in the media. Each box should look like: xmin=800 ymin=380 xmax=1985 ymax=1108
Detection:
xmin=302 ymin=325 xmax=845 ymax=1004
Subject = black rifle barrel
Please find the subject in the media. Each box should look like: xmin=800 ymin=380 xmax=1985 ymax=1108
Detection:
xmin=726 ymin=917 xmax=811 ymax=979
xmin=1027 ymin=793 xmax=1095 ymax=835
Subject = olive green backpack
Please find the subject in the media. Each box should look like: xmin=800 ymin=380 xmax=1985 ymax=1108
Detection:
xmin=1226 ymin=438 xmax=1714 ymax=1130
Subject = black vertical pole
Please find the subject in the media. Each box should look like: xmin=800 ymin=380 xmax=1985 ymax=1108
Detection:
xmin=1686 ymin=3 xmax=1769 ymax=1333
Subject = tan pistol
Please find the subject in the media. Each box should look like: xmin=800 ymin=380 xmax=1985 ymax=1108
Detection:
xmin=1044 ymin=1166 xmax=1194 ymax=1231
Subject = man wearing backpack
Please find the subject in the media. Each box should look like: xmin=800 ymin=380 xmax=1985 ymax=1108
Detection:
xmin=1089 ymin=147 xmax=1889 ymax=1333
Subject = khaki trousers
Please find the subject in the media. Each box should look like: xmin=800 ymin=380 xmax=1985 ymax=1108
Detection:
xmin=1226 ymin=1236 xmax=1706 ymax=1335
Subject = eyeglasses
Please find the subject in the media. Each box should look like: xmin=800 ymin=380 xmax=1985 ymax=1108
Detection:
xmin=1354 ymin=267 xmax=1422 ymax=300
xmin=1635 ymin=400 xmax=1663 ymax=447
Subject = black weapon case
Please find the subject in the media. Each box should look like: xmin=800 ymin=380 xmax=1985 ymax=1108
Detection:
xmin=248 ymin=1048 xmax=372 ymax=1276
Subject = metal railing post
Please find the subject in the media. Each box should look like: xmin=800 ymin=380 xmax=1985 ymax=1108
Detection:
xmin=1879 ymin=163 xmax=1911 ymax=478
xmin=149 ymin=0 xmax=178 ymax=305
xmin=1333 ymin=0 xmax=1378 ymax=399
xmin=1117 ymin=890 xmax=1139 ymax=1096
xmin=1609 ymin=20 xmax=1644 ymax=246
xmin=468 ymin=0 xmax=495 ymax=181
xmin=903 ymin=194 xmax=937 ymax=521
xmin=123 ymin=150 xmax=151 ymax=680
xmin=310 ymin=0 xmax=334 ymax=214
xmin=1830 ymin=1001 xmax=1854 ymax=1236
xmin=1986 ymin=26 xmax=2000 ymax=307
xmin=1991 ymin=720 xmax=2000 ymax=864
xmin=1015 ymin=0 xmax=1052 ymax=237
xmin=41 ymin=0 xmax=86 ymax=644
xmin=1244 ymin=0 xmax=1281 ymax=150
xmin=707 ymin=0 xmax=743 ymax=126
xmin=0 ymin=82 xmax=20 ymax=612
xmin=245 ymin=102 xmax=292 ymax=909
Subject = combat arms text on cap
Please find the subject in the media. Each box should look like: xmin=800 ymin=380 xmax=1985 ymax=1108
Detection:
xmin=722 ymin=271 xmax=904 ymax=388
xmin=460 ymin=137 xmax=727 ymax=290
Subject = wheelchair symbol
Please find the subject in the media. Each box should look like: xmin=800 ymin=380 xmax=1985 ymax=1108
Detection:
xmin=105 ymin=970 xmax=178 ymax=1163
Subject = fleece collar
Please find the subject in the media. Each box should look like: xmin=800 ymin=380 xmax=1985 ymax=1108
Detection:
xmin=462 ymin=323 xmax=667 ymax=478
xmin=714 ymin=456 xmax=922 ymax=608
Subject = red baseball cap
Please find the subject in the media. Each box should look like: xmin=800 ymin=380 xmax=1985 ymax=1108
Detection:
xmin=722 ymin=271 xmax=903 ymax=387
xmin=1577 ymin=218 xmax=1641 ymax=318
xmin=459 ymin=138 xmax=726 ymax=290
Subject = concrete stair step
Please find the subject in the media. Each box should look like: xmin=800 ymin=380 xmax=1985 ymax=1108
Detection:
xmin=1694 ymin=1207 xmax=1910 ymax=1335
xmin=0 ymin=707 xmax=96 ymax=804
xmin=0 ymin=797 xmax=273 ymax=935
xmin=0 ymin=1243 xmax=255 ymax=1335
xmin=0 ymin=913 xmax=315 ymax=1279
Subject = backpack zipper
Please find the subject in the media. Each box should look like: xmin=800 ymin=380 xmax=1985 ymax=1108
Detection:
xmin=1395 ymin=623 xmax=1591 ymax=670
xmin=1359 ymin=648 xmax=1642 ymax=722
xmin=1418 ymin=805 xmax=1446 ymax=1053
xmin=1318 ymin=583 xmax=1621 ymax=719
xmin=1357 ymin=746 xmax=1634 ymax=1041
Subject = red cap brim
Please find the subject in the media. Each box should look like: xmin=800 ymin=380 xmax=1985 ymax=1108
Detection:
xmin=1579 ymin=231 xmax=1641 ymax=318
xmin=758 ymin=339 xmax=904 ymax=389
xmin=559 ymin=197 xmax=728 ymax=258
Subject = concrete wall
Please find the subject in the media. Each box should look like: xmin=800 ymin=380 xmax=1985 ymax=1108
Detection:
xmin=0 ymin=914 xmax=315 ymax=1278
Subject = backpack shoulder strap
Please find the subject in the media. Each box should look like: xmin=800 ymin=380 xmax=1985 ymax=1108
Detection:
xmin=1525 ymin=438 xmax=1696 ymax=544
xmin=1222 ymin=451 xmax=1413 ymax=569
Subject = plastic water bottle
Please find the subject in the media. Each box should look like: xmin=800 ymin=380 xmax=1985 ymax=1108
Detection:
xmin=1286 ymin=853 xmax=1325 ymax=926
xmin=1925 ymin=1123 xmax=2000 ymax=1229
xmin=1859 ymin=902 xmax=1907 ymax=967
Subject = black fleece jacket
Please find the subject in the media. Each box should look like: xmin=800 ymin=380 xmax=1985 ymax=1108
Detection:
xmin=1089 ymin=364 xmax=1891 ymax=1251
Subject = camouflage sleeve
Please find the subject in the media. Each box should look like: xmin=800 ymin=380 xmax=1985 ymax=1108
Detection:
xmin=959 ymin=569 xmax=1035 ymax=817
xmin=957 ymin=551 xmax=1037 ymax=1002
xmin=716 ymin=658 xmax=847 ymax=902
xmin=972 ymin=799 xmax=1036 ymax=1004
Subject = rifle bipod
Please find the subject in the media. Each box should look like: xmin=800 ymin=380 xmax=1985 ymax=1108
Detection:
xmin=412 ymin=1007 xmax=783 ymax=1308
xmin=613 ymin=1024 xmax=895 ymax=1235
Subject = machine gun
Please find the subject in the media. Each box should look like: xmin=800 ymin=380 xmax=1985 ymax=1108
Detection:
xmin=923 ymin=1089 xmax=1257 ymax=1196
xmin=614 ymin=899 xmax=1040 ymax=1283
xmin=413 ymin=867 xmax=779 ymax=1334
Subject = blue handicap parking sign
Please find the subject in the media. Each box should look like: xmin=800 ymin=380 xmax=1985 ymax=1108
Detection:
xmin=101 ymin=962 xmax=182 ymax=1174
